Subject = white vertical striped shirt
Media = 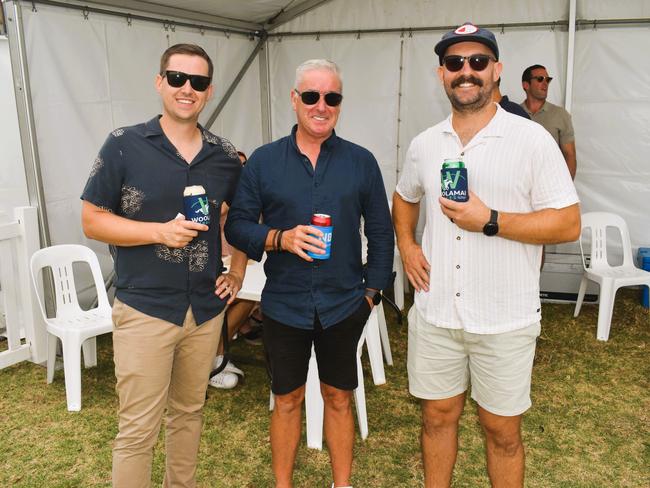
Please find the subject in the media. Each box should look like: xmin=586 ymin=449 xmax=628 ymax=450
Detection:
xmin=396 ymin=105 xmax=579 ymax=334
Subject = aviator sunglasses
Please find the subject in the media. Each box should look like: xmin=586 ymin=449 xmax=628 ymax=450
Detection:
xmin=442 ymin=54 xmax=496 ymax=72
xmin=164 ymin=70 xmax=212 ymax=92
xmin=529 ymin=75 xmax=553 ymax=83
xmin=294 ymin=89 xmax=343 ymax=107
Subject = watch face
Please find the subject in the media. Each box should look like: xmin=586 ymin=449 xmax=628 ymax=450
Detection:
xmin=483 ymin=223 xmax=499 ymax=236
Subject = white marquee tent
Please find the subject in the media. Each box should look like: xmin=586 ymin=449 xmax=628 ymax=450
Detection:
xmin=1 ymin=0 xmax=649 ymax=343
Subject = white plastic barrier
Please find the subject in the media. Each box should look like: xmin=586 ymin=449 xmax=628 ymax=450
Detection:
xmin=0 ymin=206 xmax=46 ymax=369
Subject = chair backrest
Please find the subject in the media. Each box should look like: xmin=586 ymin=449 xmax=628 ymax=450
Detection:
xmin=579 ymin=212 xmax=634 ymax=270
xmin=30 ymin=244 xmax=111 ymax=321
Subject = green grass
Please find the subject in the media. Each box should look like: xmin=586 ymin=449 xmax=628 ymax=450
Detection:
xmin=1 ymin=289 xmax=649 ymax=487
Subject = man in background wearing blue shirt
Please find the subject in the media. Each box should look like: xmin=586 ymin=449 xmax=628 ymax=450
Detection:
xmin=225 ymin=59 xmax=394 ymax=488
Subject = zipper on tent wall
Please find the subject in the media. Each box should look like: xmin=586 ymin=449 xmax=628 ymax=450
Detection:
xmin=395 ymin=38 xmax=405 ymax=182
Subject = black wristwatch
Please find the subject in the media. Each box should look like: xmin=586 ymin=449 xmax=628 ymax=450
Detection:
xmin=364 ymin=289 xmax=382 ymax=305
xmin=482 ymin=209 xmax=499 ymax=236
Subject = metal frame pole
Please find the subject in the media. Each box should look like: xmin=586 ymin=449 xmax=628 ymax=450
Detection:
xmin=565 ymin=0 xmax=577 ymax=112
xmin=3 ymin=0 xmax=51 ymax=247
xmin=258 ymin=38 xmax=272 ymax=144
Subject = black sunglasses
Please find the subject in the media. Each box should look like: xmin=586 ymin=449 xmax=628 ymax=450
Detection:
xmin=529 ymin=75 xmax=553 ymax=84
xmin=442 ymin=54 xmax=496 ymax=72
xmin=294 ymin=89 xmax=343 ymax=107
xmin=164 ymin=71 xmax=212 ymax=92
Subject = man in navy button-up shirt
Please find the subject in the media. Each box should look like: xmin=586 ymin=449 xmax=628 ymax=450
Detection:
xmin=226 ymin=59 xmax=393 ymax=487
xmin=81 ymin=44 xmax=244 ymax=487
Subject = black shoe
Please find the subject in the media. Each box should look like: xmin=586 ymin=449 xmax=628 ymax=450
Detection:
xmin=241 ymin=325 xmax=263 ymax=345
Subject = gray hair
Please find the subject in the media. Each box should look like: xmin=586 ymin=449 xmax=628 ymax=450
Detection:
xmin=294 ymin=59 xmax=343 ymax=91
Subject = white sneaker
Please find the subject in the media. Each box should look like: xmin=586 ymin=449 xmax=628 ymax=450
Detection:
xmin=209 ymin=370 xmax=238 ymax=389
xmin=213 ymin=355 xmax=244 ymax=377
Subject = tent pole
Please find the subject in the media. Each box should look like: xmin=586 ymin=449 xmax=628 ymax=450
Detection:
xmin=3 ymin=0 xmax=51 ymax=247
xmin=205 ymin=34 xmax=267 ymax=130
xmin=565 ymin=0 xmax=576 ymax=112
xmin=258 ymin=39 xmax=273 ymax=144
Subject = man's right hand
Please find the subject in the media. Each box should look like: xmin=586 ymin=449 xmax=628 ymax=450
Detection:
xmin=156 ymin=218 xmax=208 ymax=248
xmin=400 ymin=241 xmax=431 ymax=292
xmin=281 ymin=225 xmax=326 ymax=261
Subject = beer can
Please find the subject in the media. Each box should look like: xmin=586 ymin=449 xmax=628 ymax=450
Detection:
xmin=183 ymin=185 xmax=211 ymax=225
xmin=441 ymin=160 xmax=469 ymax=202
xmin=307 ymin=213 xmax=333 ymax=260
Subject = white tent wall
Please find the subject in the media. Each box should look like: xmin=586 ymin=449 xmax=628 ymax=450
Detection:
xmin=0 ymin=36 xmax=30 ymax=221
xmin=268 ymin=34 xmax=402 ymax=193
xmin=18 ymin=3 xmax=263 ymax=282
xmin=572 ymin=27 xmax=650 ymax=257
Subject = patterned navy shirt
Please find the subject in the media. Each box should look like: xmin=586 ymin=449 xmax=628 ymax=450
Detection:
xmin=81 ymin=116 xmax=242 ymax=326
xmin=225 ymin=125 xmax=394 ymax=329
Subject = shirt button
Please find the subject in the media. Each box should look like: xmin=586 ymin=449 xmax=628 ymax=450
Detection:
xmin=460 ymin=152 xmax=465 ymax=156
xmin=456 ymin=236 xmax=461 ymax=241
xmin=456 ymin=265 xmax=460 ymax=269
xmin=456 ymin=292 xmax=461 ymax=297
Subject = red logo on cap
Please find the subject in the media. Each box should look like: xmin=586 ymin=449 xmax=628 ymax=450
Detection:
xmin=455 ymin=24 xmax=478 ymax=35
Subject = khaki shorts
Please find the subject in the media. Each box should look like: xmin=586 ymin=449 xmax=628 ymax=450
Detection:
xmin=407 ymin=306 xmax=541 ymax=416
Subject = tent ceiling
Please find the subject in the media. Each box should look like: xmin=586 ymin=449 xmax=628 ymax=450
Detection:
xmin=77 ymin=0 xmax=332 ymax=30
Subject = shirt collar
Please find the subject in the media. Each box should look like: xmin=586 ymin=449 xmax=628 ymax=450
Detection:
xmin=289 ymin=124 xmax=339 ymax=152
xmin=144 ymin=115 xmax=215 ymax=144
xmin=442 ymin=103 xmax=506 ymax=139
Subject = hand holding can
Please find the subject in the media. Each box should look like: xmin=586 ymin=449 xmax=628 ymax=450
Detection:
xmin=307 ymin=213 xmax=333 ymax=260
xmin=183 ymin=185 xmax=211 ymax=226
xmin=441 ymin=160 xmax=469 ymax=202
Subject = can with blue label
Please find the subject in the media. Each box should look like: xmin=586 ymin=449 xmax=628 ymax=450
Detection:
xmin=441 ymin=159 xmax=469 ymax=202
xmin=183 ymin=185 xmax=211 ymax=225
xmin=307 ymin=213 xmax=333 ymax=260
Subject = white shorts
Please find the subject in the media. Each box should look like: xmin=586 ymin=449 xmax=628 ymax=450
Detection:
xmin=407 ymin=306 xmax=541 ymax=416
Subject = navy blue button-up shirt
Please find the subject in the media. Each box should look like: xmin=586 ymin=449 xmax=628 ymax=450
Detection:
xmin=81 ymin=116 xmax=242 ymax=326
xmin=225 ymin=126 xmax=394 ymax=329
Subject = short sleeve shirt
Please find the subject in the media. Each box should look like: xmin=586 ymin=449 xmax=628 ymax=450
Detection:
xmin=396 ymin=105 xmax=579 ymax=334
xmin=521 ymin=100 xmax=575 ymax=146
xmin=81 ymin=116 xmax=242 ymax=326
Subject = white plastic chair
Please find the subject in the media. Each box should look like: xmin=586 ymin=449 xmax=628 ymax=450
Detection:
xmin=360 ymin=225 xmax=394 ymax=376
xmin=573 ymin=212 xmax=650 ymax=341
xmin=269 ymin=327 xmax=369 ymax=450
xmin=30 ymin=245 xmax=113 ymax=411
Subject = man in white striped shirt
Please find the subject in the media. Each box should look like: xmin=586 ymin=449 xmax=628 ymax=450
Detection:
xmin=393 ymin=23 xmax=580 ymax=487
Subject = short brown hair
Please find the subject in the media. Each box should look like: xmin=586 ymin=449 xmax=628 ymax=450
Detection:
xmin=159 ymin=43 xmax=213 ymax=79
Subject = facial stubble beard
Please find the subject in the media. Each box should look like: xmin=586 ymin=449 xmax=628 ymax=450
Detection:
xmin=446 ymin=75 xmax=495 ymax=114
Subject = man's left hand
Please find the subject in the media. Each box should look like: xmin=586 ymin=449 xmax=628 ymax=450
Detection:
xmin=438 ymin=191 xmax=491 ymax=232
xmin=215 ymin=271 xmax=243 ymax=305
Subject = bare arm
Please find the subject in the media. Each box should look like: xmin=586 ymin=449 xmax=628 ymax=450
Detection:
xmin=438 ymin=191 xmax=581 ymax=244
xmin=81 ymin=200 xmax=207 ymax=248
xmin=560 ymin=141 xmax=577 ymax=180
xmin=392 ymin=192 xmax=431 ymax=292
xmin=215 ymin=247 xmax=247 ymax=305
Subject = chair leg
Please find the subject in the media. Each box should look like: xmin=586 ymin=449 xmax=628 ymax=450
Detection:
xmin=574 ymin=274 xmax=588 ymax=317
xmin=81 ymin=337 xmax=98 ymax=368
xmin=595 ymin=280 xmax=616 ymax=341
xmin=61 ymin=337 xmax=83 ymax=411
xmin=365 ymin=308 xmax=386 ymax=386
xmin=47 ymin=333 xmax=58 ymax=384
xmin=305 ymin=348 xmax=323 ymax=450
xmin=354 ymin=341 xmax=368 ymax=440
xmin=393 ymin=254 xmax=405 ymax=311
xmin=377 ymin=302 xmax=393 ymax=366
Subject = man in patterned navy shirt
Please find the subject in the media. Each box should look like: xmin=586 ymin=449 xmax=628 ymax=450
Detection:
xmin=81 ymin=44 xmax=243 ymax=487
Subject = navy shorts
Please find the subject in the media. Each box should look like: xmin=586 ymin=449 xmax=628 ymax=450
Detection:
xmin=263 ymin=298 xmax=370 ymax=395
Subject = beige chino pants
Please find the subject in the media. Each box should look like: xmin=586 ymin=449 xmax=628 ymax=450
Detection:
xmin=111 ymin=299 xmax=223 ymax=488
